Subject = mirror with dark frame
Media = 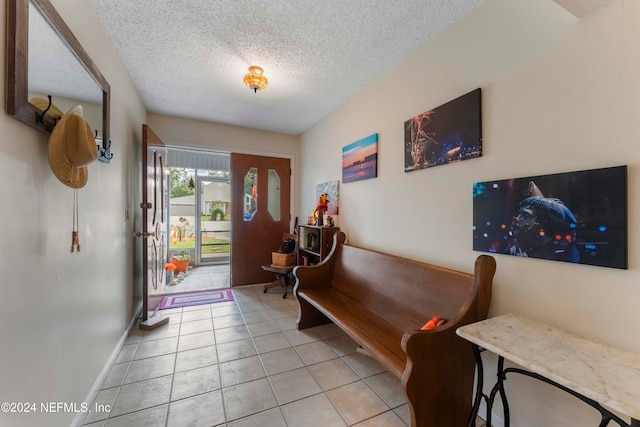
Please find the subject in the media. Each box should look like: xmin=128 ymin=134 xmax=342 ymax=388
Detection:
xmin=6 ymin=0 xmax=112 ymax=162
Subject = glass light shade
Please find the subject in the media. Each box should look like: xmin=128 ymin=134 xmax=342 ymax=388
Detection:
xmin=243 ymin=66 xmax=268 ymax=92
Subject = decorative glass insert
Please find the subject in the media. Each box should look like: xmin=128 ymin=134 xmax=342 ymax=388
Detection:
xmin=244 ymin=168 xmax=258 ymax=221
xmin=267 ymin=169 xmax=281 ymax=221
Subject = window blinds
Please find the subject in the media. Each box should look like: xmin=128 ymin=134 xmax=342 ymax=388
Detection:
xmin=166 ymin=148 xmax=230 ymax=172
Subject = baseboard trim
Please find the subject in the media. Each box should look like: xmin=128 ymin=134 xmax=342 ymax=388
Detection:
xmin=70 ymin=303 xmax=143 ymax=427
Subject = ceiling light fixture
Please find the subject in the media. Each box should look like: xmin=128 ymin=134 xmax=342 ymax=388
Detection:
xmin=243 ymin=66 xmax=268 ymax=93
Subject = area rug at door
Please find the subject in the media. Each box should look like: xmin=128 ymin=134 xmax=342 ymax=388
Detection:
xmin=158 ymin=289 xmax=234 ymax=310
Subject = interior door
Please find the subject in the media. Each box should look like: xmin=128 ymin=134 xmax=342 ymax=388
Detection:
xmin=141 ymin=125 xmax=168 ymax=321
xmin=231 ymin=153 xmax=291 ymax=286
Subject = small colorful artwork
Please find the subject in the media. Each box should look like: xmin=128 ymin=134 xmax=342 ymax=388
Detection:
xmin=316 ymin=181 xmax=339 ymax=215
xmin=405 ymin=88 xmax=482 ymax=172
xmin=343 ymin=134 xmax=378 ymax=183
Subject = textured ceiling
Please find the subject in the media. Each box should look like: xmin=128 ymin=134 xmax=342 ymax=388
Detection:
xmin=89 ymin=0 xmax=484 ymax=135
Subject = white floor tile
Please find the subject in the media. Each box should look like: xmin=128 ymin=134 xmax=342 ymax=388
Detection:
xmin=105 ymin=404 xmax=167 ymax=427
xmin=222 ymin=378 xmax=278 ymax=421
xmin=216 ymin=338 xmax=257 ymax=362
xmin=281 ymin=394 xmax=346 ymax=427
xmin=219 ymin=355 xmax=266 ymax=387
xmin=109 ymin=375 xmax=172 ymax=418
xmin=167 ymin=390 xmax=225 ymax=427
xmin=326 ymin=381 xmax=389 ymax=425
xmin=269 ymin=367 xmax=322 ymax=405
xmin=124 ymin=354 xmax=176 ymax=384
xmin=259 ymin=347 xmax=304 ymax=376
xmin=171 ymin=364 xmax=221 ymax=400
xmin=174 ymin=345 xmax=218 ymax=372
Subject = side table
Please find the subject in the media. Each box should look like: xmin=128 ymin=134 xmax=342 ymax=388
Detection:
xmin=457 ymin=313 xmax=640 ymax=427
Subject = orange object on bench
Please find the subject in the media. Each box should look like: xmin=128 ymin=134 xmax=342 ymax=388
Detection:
xmin=421 ymin=316 xmax=446 ymax=330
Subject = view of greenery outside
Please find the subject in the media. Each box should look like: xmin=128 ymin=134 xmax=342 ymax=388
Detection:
xmin=170 ymin=168 xmax=195 ymax=198
xmin=244 ymin=171 xmax=254 ymax=195
xmin=202 ymin=214 xmax=231 ymax=221
xmin=169 ymin=167 xmax=231 ymax=258
xmin=170 ymin=168 xmax=230 ymax=197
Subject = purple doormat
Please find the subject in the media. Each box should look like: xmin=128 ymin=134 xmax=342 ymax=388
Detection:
xmin=158 ymin=289 xmax=234 ymax=310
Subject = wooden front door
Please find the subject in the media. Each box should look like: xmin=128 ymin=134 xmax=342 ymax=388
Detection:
xmin=230 ymin=153 xmax=291 ymax=286
xmin=141 ymin=125 xmax=168 ymax=320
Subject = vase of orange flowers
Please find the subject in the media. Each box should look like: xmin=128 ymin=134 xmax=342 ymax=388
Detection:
xmin=165 ymin=263 xmax=177 ymax=284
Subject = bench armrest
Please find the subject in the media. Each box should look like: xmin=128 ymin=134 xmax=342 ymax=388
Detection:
xmin=399 ymin=255 xmax=496 ymax=426
xmin=293 ymin=231 xmax=346 ymax=294
xmin=401 ymin=323 xmax=476 ymax=426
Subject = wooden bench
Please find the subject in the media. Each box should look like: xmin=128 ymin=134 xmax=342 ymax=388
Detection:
xmin=293 ymin=232 xmax=496 ymax=427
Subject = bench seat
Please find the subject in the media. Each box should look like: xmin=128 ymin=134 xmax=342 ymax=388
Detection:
xmin=293 ymin=232 xmax=496 ymax=427
xmin=298 ymin=288 xmax=408 ymax=377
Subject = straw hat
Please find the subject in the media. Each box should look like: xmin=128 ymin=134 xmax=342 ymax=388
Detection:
xmin=48 ymin=105 xmax=98 ymax=188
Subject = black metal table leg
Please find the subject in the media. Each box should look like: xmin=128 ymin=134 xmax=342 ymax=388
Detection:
xmin=467 ymin=344 xmax=485 ymax=427
xmin=486 ymin=356 xmax=510 ymax=427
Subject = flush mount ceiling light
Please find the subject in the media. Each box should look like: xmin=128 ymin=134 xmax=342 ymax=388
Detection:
xmin=243 ymin=66 xmax=268 ymax=93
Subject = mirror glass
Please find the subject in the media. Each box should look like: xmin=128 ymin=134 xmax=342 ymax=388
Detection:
xmin=6 ymin=0 xmax=110 ymax=156
xmin=28 ymin=1 xmax=103 ymax=136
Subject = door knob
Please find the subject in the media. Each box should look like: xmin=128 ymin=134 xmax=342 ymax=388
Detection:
xmin=133 ymin=231 xmax=156 ymax=238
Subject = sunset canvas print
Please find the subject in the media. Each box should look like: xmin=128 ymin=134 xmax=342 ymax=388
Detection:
xmin=342 ymin=133 xmax=378 ymax=183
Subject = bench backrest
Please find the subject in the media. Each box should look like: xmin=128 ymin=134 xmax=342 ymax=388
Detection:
xmin=332 ymin=243 xmax=479 ymax=330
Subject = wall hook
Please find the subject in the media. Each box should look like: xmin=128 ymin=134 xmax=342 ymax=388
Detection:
xmin=95 ymin=130 xmax=114 ymax=164
xmin=35 ymin=95 xmax=59 ymax=128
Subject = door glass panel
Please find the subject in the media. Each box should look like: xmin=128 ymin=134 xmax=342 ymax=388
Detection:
xmin=244 ymin=168 xmax=258 ymax=221
xmin=169 ymin=168 xmax=195 ymax=261
xmin=199 ymin=177 xmax=231 ymax=264
xmin=268 ymin=169 xmax=281 ymax=221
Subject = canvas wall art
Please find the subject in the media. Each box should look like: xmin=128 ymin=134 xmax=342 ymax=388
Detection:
xmin=342 ymin=133 xmax=378 ymax=183
xmin=473 ymin=165 xmax=627 ymax=269
xmin=405 ymin=88 xmax=482 ymax=172
xmin=316 ymin=181 xmax=339 ymax=215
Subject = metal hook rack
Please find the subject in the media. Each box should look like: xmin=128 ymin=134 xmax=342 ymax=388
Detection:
xmin=95 ymin=130 xmax=114 ymax=164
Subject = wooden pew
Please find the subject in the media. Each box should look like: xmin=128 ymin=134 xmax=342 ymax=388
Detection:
xmin=293 ymin=231 xmax=496 ymax=427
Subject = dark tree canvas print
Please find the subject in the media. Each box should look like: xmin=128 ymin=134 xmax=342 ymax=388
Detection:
xmin=473 ymin=165 xmax=627 ymax=269
xmin=404 ymin=88 xmax=482 ymax=172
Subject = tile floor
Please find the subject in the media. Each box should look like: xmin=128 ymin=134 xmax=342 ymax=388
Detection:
xmin=81 ymin=284 xmax=486 ymax=427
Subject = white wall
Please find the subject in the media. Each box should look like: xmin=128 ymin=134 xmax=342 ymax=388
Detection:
xmin=0 ymin=0 xmax=147 ymax=425
xmin=300 ymin=0 xmax=640 ymax=425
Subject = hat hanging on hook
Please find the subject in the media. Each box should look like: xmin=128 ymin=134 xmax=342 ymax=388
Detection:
xmin=48 ymin=105 xmax=98 ymax=188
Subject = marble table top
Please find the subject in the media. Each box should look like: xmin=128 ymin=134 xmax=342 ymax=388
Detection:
xmin=457 ymin=313 xmax=640 ymax=420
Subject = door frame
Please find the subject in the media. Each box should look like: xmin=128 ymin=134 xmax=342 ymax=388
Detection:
xmin=163 ymin=146 xmax=296 ymax=279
